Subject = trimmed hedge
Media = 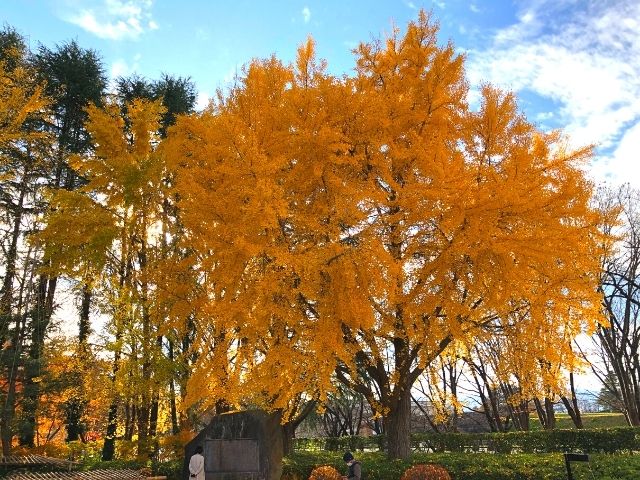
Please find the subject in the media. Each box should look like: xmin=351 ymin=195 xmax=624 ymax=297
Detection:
xmin=283 ymin=451 xmax=640 ymax=480
xmin=294 ymin=427 xmax=640 ymax=454
xmin=151 ymin=459 xmax=182 ymax=480
xmin=80 ymin=449 xmax=640 ymax=480
xmin=72 ymin=459 xmax=181 ymax=480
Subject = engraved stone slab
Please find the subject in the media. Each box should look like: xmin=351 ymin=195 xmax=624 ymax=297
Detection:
xmin=205 ymin=439 xmax=260 ymax=473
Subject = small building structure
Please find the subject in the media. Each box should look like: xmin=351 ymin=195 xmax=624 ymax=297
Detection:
xmin=183 ymin=410 xmax=283 ymax=480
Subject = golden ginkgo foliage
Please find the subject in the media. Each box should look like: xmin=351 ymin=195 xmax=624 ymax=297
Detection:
xmin=40 ymin=97 xmax=172 ymax=458
xmin=0 ymin=49 xmax=49 ymax=149
xmin=164 ymin=12 xmax=606 ymax=458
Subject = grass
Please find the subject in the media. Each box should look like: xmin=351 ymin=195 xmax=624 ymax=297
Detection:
xmin=529 ymin=412 xmax=627 ymax=430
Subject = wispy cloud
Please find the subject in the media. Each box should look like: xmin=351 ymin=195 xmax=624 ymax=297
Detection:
xmin=466 ymin=0 xmax=640 ymax=187
xmin=110 ymin=59 xmax=131 ymax=79
xmin=302 ymin=6 xmax=311 ymax=24
xmin=64 ymin=0 xmax=158 ymax=40
xmin=108 ymin=53 xmax=141 ymax=89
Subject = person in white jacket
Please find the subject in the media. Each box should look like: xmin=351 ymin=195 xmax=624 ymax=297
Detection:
xmin=188 ymin=445 xmax=205 ymax=480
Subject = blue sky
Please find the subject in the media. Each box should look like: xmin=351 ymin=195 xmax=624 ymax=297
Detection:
xmin=2 ymin=0 xmax=638 ymax=187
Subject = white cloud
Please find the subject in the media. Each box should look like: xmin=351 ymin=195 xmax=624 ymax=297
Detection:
xmin=302 ymin=6 xmax=311 ymax=24
xmin=519 ymin=11 xmax=535 ymax=24
xmin=64 ymin=0 xmax=158 ymax=40
xmin=195 ymin=91 xmax=211 ymax=112
xmin=591 ymin=121 xmax=640 ymax=188
xmin=110 ymin=59 xmax=131 ymax=79
xmin=466 ymin=0 xmax=640 ymax=187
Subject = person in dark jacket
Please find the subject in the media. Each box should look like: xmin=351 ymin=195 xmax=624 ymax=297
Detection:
xmin=342 ymin=451 xmax=361 ymax=480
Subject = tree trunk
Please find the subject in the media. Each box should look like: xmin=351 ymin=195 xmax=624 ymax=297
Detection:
xmin=125 ymin=403 xmax=136 ymax=441
xmin=1 ymin=314 xmax=26 ymax=455
xmin=355 ymin=396 xmax=364 ymax=435
xmin=102 ymin=311 xmax=124 ymax=460
xmin=518 ymin=401 xmax=530 ymax=431
xmin=282 ymin=422 xmax=295 ymax=456
xmin=137 ymin=403 xmax=150 ymax=458
xmin=281 ymin=400 xmax=315 ymax=456
xmin=383 ymin=390 xmax=411 ymax=459
xmin=1 ymin=364 xmax=19 ymax=455
xmin=544 ymin=397 xmax=556 ymax=429
xmin=64 ymin=398 xmax=86 ymax=442
xmin=468 ymin=355 xmax=505 ymax=432
xmin=137 ymin=212 xmax=152 ymax=460
xmin=149 ymin=398 xmax=159 ymax=437
xmin=20 ymin=274 xmax=57 ymax=447
xmin=448 ymin=364 xmax=459 ymax=432
xmin=469 ymin=369 xmax=497 ymax=432
xmin=65 ymin=284 xmax=91 ymax=442
xmin=534 ymin=398 xmax=547 ymax=429
xmin=101 ymin=402 xmax=118 ymax=461
xmin=168 ymin=339 xmax=179 ymax=434
xmin=0 ymin=172 xmax=26 ymax=342
xmin=487 ymin=386 xmax=505 ymax=432
xmin=78 ymin=284 xmax=91 ymax=344
xmin=0 ymin=175 xmax=33 ymax=453
xmin=149 ymin=335 xmax=163 ymax=437
xmin=101 ymin=219 xmax=130 ymax=461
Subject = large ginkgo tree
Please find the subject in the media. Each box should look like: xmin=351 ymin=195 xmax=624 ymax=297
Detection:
xmin=164 ymin=12 xmax=605 ymax=458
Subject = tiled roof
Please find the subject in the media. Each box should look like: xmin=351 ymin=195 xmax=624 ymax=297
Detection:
xmin=4 ymin=469 xmax=149 ymax=479
xmin=0 ymin=455 xmax=76 ymax=468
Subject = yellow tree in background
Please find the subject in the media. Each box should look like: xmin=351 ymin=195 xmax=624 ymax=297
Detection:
xmin=0 ymin=41 xmax=53 ymax=456
xmin=40 ymin=98 xmax=169 ymax=459
xmin=164 ymin=12 xmax=605 ymax=458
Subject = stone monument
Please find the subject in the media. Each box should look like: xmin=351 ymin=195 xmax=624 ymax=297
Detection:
xmin=183 ymin=410 xmax=283 ymax=480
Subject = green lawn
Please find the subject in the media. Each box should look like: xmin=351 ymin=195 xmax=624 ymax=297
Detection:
xmin=529 ymin=412 xmax=627 ymax=430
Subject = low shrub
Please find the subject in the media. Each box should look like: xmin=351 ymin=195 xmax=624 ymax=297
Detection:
xmin=81 ymin=459 xmax=146 ymax=471
xmin=400 ymin=464 xmax=451 ymax=480
xmin=309 ymin=465 xmax=343 ymax=480
xmin=151 ymin=459 xmax=182 ymax=480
